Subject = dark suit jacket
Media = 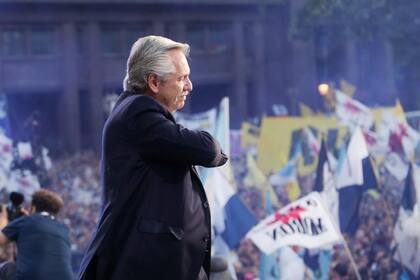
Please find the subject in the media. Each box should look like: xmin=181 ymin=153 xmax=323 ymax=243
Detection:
xmin=78 ymin=92 xmax=228 ymax=280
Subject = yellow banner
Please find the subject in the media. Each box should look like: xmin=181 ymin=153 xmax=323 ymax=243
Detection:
xmin=244 ymin=153 xmax=279 ymax=206
xmin=299 ymin=103 xmax=314 ymax=117
xmin=241 ymin=122 xmax=260 ymax=148
xmin=256 ymin=116 xmax=345 ymax=175
xmin=372 ymin=100 xmax=406 ymax=126
xmin=252 ymin=101 xmax=405 ymax=182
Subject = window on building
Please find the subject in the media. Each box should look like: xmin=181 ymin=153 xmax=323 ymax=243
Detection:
xmin=186 ymin=23 xmax=231 ymax=55
xmin=186 ymin=25 xmax=206 ymax=52
xmin=2 ymin=29 xmax=25 ymax=56
xmin=125 ymin=29 xmax=139 ymax=51
xmin=30 ymin=28 xmax=54 ymax=55
xmin=102 ymin=28 xmax=122 ymax=54
xmin=208 ymin=25 xmax=229 ymax=54
xmin=102 ymin=25 xmax=151 ymax=54
xmin=165 ymin=22 xmax=183 ymax=42
xmin=1 ymin=27 xmax=55 ymax=57
xmin=125 ymin=27 xmax=150 ymax=52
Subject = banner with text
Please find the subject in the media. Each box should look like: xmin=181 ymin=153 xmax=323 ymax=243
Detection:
xmin=247 ymin=192 xmax=341 ymax=254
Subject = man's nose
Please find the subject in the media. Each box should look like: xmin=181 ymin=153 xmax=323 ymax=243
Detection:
xmin=186 ymin=77 xmax=193 ymax=92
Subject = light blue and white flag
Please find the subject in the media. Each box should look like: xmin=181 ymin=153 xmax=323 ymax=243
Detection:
xmin=175 ymin=107 xmax=217 ymax=134
xmin=269 ymin=141 xmax=301 ymax=187
xmin=208 ymin=167 xmax=257 ymax=249
xmin=335 ymin=127 xmax=378 ymax=235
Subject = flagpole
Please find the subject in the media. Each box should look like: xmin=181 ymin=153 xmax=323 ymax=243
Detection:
xmin=340 ymin=236 xmax=362 ymax=280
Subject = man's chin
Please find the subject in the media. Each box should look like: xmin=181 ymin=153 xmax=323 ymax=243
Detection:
xmin=177 ymin=101 xmax=186 ymax=110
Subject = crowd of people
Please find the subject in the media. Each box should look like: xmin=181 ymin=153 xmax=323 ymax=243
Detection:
xmin=47 ymin=151 xmax=101 ymax=255
xmin=229 ymin=150 xmax=412 ymax=279
xmin=0 ymin=139 xmax=415 ymax=278
xmin=0 ymin=150 xmax=101 ymax=272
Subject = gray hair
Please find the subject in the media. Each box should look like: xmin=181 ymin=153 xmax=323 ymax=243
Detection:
xmin=123 ymin=35 xmax=190 ymax=92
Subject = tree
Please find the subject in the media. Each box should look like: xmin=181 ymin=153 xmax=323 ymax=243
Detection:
xmin=290 ymin=0 xmax=420 ymax=110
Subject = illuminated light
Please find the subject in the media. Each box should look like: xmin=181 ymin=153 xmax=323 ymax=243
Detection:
xmin=318 ymin=84 xmax=329 ymax=96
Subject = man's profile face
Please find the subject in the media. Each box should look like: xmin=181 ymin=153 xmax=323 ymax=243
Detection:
xmin=154 ymin=49 xmax=193 ymax=113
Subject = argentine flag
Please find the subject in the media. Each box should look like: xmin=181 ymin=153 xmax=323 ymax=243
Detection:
xmin=335 ymin=127 xmax=378 ymax=235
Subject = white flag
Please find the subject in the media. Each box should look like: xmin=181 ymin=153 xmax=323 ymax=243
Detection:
xmin=8 ymin=170 xmax=40 ymax=198
xmin=393 ymin=163 xmax=420 ymax=277
xmin=0 ymin=131 xmax=13 ymax=172
xmin=175 ymin=107 xmax=217 ymax=134
xmin=384 ymin=152 xmax=409 ymax=182
xmin=380 ymin=111 xmax=420 ymax=159
xmin=320 ymin=156 xmax=339 ymax=225
xmin=400 ymin=122 xmax=420 ymax=160
xmin=394 ymin=207 xmax=420 ymax=277
xmin=247 ymin=192 xmax=341 ymax=254
xmin=17 ymin=142 xmax=33 ymax=160
xmin=335 ymin=90 xmax=374 ymax=130
xmin=335 ymin=127 xmax=369 ymax=189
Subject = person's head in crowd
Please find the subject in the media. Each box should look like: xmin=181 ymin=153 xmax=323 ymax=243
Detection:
xmin=243 ymin=272 xmax=255 ymax=280
xmin=31 ymin=189 xmax=64 ymax=215
xmin=332 ymin=262 xmax=348 ymax=277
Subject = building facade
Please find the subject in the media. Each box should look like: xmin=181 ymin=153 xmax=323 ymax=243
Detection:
xmin=0 ymin=0 xmax=400 ymax=153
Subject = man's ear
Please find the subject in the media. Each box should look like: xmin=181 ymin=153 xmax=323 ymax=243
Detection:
xmin=147 ymin=73 xmax=160 ymax=94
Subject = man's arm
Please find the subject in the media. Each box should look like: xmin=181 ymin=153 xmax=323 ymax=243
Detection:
xmin=127 ymin=106 xmax=228 ymax=167
xmin=0 ymin=205 xmax=10 ymax=245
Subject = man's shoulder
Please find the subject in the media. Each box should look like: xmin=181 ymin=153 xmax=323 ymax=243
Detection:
xmin=125 ymin=94 xmax=173 ymax=121
xmin=128 ymin=94 xmax=166 ymax=113
xmin=112 ymin=93 xmax=166 ymax=117
xmin=106 ymin=93 xmax=175 ymax=131
xmin=22 ymin=214 xmax=49 ymax=226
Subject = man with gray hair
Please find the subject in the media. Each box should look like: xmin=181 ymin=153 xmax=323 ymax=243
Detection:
xmin=78 ymin=35 xmax=228 ymax=280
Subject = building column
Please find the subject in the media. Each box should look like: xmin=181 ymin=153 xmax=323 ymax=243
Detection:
xmin=384 ymin=41 xmax=397 ymax=102
xmin=0 ymin=44 xmax=3 ymax=94
xmin=61 ymin=22 xmax=81 ymax=152
xmin=233 ymin=20 xmax=247 ymax=123
xmin=345 ymin=31 xmax=358 ymax=86
xmin=290 ymin=0 xmax=318 ymax=110
xmin=254 ymin=20 xmax=266 ymax=115
xmin=87 ymin=22 xmax=104 ymax=152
